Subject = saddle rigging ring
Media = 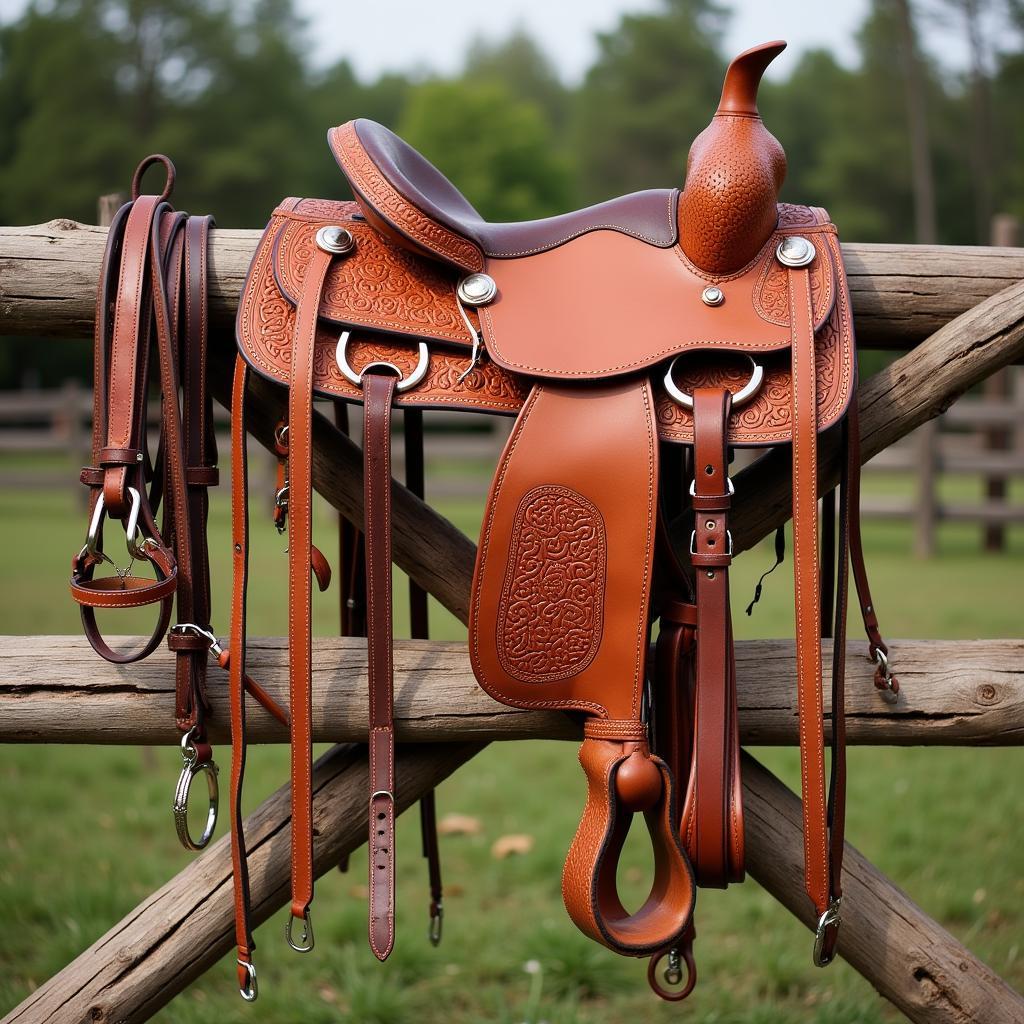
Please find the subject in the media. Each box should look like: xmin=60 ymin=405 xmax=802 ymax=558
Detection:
xmin=335 ymin=331 xmax=430 ymax=392
xmin=663 ymin=352 xmax=764 ymax=410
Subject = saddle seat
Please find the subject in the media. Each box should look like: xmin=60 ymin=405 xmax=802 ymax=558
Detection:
xmin=330 ymin=119 xmax=678 ymax=270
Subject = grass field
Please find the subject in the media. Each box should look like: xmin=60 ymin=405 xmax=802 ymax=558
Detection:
xmin=1 ymin=451 xmax=1022 ymax=1022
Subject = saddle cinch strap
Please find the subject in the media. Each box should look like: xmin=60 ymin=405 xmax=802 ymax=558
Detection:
xmin=70 ymin=157 xmax=288 ymax=854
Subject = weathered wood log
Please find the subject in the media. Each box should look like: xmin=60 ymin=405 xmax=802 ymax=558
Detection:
xmin=2 ymin=220 xmax=1023 ymax=349
xmin=741 ymin=751 xmax=1024 ymax=1024
xmin=2 ymin=635 xmax=1021 ymax=746
xmin=5 ymin=740 xmax=1018 ymax=1024
xmin=0 ymin=741 xmax=483 ymax=1024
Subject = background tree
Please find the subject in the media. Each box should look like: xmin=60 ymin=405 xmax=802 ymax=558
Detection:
xmin=572 ymin=0 xmax=729 ymax=201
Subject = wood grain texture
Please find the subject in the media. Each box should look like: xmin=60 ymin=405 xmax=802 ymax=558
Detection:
xmin=2 ymin=220 xmax=1024 ymax=348
xmin=2 ymin=635 xmax=1020 ymax=746
xmin=743 ymin=752 xmax=1024 ymax=1024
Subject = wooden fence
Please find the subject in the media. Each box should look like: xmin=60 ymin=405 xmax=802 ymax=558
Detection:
xmin=0 ymin=218 xmax=1022 ymax=1023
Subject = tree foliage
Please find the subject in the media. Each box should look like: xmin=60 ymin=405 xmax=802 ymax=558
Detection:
xmin=1 ymin=0 xmax=1022 ymax=383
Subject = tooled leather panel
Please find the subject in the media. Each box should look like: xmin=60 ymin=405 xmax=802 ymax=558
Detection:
xmin=273 ymin=201 xmax=476 ymax=347
xmin=236 ymin=210 xmax=527 ymax=414
xmin=753 ymin=204 xmax=831 ymax=325
xmin=655 ymin=231 xmax=854 ymax=445
xmin=329 ymin=121 xmax=485 ymax=273
xmin=496 ymin=486 xmax=607 ymax=684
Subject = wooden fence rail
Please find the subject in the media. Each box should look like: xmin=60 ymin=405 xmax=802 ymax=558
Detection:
xmin=1 ymin=635 xmax=1020 ymax=747
xmin=2 ymin=221 xmax=1024 ymax=351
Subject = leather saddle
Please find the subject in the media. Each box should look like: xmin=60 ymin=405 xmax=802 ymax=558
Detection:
xmin=229 ymin=39 xmax=897 ymax=1001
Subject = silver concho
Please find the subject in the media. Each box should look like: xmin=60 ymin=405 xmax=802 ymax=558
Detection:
xmin=775 ymin=235 xmax=815 ymax=268
xmin=457 ymin=272 xmax=498 ymax=307
xmin=701 ymin=286 xmax=725 ymax=307
xmin=315 ymin=225 xmax=356 ymax=255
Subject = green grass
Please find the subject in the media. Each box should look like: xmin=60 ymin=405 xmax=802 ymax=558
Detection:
xmin=0 ymin=454 xmax=1022 ymax=1021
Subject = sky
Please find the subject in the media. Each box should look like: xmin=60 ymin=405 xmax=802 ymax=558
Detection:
xmin=0 ymin=0 xmax=979 ymax=80
xmin=292 ymin=0 xmax=974 ymax=83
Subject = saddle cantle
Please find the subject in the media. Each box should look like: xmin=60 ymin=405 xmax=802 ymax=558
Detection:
xmin=228 ymin=38 xmax=896 ymax=1001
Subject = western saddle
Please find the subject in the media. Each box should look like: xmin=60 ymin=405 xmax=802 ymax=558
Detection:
xmin=73 ymin=40 xmax=898 ymax=1003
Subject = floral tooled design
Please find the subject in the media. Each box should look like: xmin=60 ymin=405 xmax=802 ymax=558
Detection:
xmin=237 ymin=213 xmax=525 ymax=413
xmin=275 ymin=217 xmax=474 ymax=345
xmin=330 ymin=121 xmax=484 ymax=272
xmin=755 ymin=232 xmax=833 ymax=327
xmin=654 ymin=289 xmax=851 ymax=445
xmin=497 ymin=486 xmax=607 ymax=684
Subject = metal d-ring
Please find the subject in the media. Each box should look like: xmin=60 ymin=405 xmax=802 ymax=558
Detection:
xmin=285 ymin=907 xmax=315 ymax=953
xmin=663 ymin=353 xmax=764 ymax=411
xmin=172 ymin=726 xmax=219 ymax=851
xmin=82 ymin=486 xmax=145 ymax=565
xmin=335 ymin=331 xmax=429 ymax=393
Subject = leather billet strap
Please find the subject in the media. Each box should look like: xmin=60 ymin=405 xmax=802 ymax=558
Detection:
xmin=364 ymin=370 xmax=399 ymax=961
xmin=563 ymin=722 xmax=695 ymax=956
xmin=788 ymin=260 xmax=843 ymax=960
xmin=847 ymin=402 xmax=898 ymax=696
xmin=226 ymin=355 xmax=299 ymax=1001
xmin=229 ymin=355 xmax=258 ymax=1000
xmin=405 ymin=408 xmax=444 ymax=943
xmin=684 ymin=388 xmax=744 ymax=888
xmin=285 ymin=244 xmax=335 ymax=949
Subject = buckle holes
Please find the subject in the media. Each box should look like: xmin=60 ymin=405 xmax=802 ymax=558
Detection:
xmin=705 ymin=464 xmax=714 ymax=475
xmin=377 ymin=812 xmax=385 ymax=820
xmin=377 ymin=829 xmax=384 ymax=836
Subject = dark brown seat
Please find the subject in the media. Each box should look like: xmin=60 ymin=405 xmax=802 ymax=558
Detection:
xmin=346 ymin=118 xmax=678 ymax=257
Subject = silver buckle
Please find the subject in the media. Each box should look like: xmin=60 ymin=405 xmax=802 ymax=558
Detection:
xmin=285 ymin=907 xmax=314 ymax=952
xmin=874 ymin=648 xmax=898 ymax=703
xmin=80 ymin=486 xmax=151 ymax=568
xmin=238 ymin=959 xmax=258 ymax=1002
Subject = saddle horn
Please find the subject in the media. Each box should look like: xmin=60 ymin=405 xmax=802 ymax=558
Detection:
xmin=677 ymin=40 xmax=787 ymax=274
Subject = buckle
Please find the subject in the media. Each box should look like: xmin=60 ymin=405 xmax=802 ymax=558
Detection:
xmin=873 ymin=648 xmax=899 ymax=703
xmin=813 ymin=897 xmax=842 ymax=967
xmin=285 ymin=907 xmax=314 ymax=952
